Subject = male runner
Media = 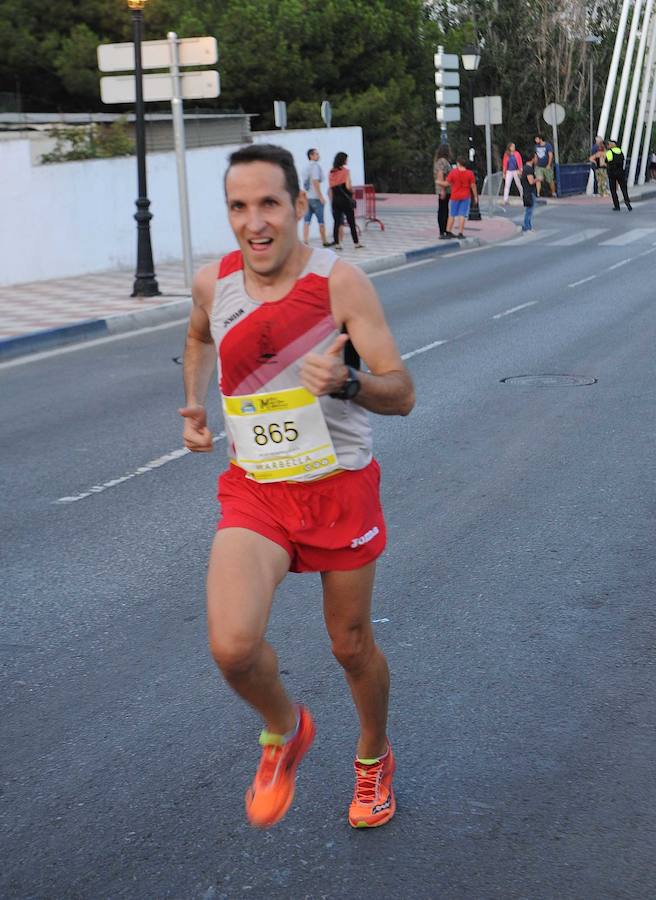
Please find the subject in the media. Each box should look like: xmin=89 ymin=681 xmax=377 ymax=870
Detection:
xmin=179 ymin=143 xmax=415 ymax=829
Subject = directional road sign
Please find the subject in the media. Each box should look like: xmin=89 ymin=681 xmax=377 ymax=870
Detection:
xmin=474 ymin=95 xmax=503 ymax=126
xmin=98 ymin=37 xmax=218 ymax=73
xmin=436 ymin=107 xmax=461 ymax=123
xmin=100 ymin=70 xmax=220 ymax=105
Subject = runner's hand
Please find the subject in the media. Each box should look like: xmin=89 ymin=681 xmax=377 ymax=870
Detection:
xmin=179 ymin=405 xmax=214 ymax=452
xmin=301 ymin=333 xmax=349 ymax=396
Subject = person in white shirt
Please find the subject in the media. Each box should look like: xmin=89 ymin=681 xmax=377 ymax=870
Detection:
xmin=302 ymin=148 xmax=331 ymax=246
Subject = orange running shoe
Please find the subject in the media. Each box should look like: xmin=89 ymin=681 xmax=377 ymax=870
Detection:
xmin=348 ymin=744 xmax=396 ymax=828
xmin=245 ymin=705 xmax=315 ymax=828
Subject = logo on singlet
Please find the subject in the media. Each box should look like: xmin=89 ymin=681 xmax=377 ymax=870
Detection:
xmin=223 ymin=308 xmax=245 ymax=328
xmin=257 ymin=321 xmax=277 ymax=363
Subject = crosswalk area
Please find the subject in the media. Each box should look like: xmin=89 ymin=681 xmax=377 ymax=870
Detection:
xmin=500 ymin=226 xmax=656 ymax=248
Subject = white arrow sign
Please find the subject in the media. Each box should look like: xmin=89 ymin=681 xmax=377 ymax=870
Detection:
xmin=435 ymin=89 xmax=460 ymax=106
xmin=434 ymin=52 xmax=459 ymax=69
xmin=435 ymin=71 xmax=460 ymax=88
xmin=98 ymin=36 xmax=218 ymax=72
xmin=436 ymin=107 xmax=461 ymax=123
xmin=100 ymin=70 xmax=220 ymax=104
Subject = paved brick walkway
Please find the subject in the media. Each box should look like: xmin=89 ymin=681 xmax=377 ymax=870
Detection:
xmin=0 ymin=196 xmax=517 ymax=340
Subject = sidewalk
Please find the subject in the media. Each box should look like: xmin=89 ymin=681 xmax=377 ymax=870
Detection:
xmin=0 ymin=195 xmax=517 ymax=359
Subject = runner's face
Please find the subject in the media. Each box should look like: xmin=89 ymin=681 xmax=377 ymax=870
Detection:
xmin=226 ymin=161 xmax=303 ymax=276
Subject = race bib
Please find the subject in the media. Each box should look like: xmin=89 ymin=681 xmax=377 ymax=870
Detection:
xmin=222 ymin=387 xmax=339 ymax=482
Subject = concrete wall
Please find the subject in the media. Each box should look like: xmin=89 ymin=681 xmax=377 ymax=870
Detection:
xmin=0 ymin=126 xmax=364 ymax=287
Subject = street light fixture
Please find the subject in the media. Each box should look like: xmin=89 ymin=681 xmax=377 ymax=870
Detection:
xmin=127 ymin=0 xmax=160 ymax=297
xmin=461 ymin=44 xmax=482 ymax=219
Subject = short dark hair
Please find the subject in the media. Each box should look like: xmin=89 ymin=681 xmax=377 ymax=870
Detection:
xmin=225 ymin=143 xmax=300 ymax=203
xmin=332 ymin=151 xmax=348 ymax=169
xmin=535 ymin=134 xmax=543 ymax=141
xmin=307 ymin=148 xmax=317 ymax=159
xmin=456 ymin=156 xmax=468 ymax=167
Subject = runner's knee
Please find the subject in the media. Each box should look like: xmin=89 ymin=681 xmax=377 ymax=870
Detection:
xmin=210 ymin=635 xmax=261 ymax=678
xmin=331 ymin=624 xmax=375 ymax=673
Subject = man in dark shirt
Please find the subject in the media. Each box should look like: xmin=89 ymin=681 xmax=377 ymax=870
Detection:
xmin=521 ymin=151 xmax=537 ymax=231
xmin=534 ymin=135 xmax=556 ymax=197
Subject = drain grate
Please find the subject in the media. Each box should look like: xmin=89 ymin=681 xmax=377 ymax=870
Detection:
xmin=500 ymin=374 xmax=597 ymax=386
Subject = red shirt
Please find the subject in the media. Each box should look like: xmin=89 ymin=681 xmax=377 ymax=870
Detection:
xmin=446 ymin=167 xmax=475 ymax=200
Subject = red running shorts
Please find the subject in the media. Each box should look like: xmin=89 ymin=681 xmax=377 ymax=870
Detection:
xmin=216 ymin=458 xmax=387 ymax=573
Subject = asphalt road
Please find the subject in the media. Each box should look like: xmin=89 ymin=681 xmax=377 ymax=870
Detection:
xmin=2 ymin=197 xmax=656 ymax=900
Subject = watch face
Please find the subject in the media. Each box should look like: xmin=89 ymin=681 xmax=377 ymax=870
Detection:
xmin=344 ymin=367 xmax=360 ymax=399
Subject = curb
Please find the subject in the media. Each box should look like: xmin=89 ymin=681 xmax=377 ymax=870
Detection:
xmin=0 ymin=237 xmax=486 ymax=363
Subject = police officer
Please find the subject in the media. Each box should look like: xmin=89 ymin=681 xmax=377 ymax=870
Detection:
xmin=605 ymin=139 xmax=632 ymax=211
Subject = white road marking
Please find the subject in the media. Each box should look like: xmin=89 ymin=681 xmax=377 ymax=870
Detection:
xmin=607 ymin=257 xmax=632 ymax=270
xmin=372 ymin=617 xmax=390 ymax=624
xmin=492 ymin=301 xmax=537 ymax=319
xmin=569 ymin=275 xmax=597 ymax=287
xmin=636 ymin=246 xmax=656 ymax=258
xmin=370 ymin=258 xmax=437 ymax=276
xmin=401 ymin=339 xmax=447 ymax=360
xmin=548 ymin=228 xmax=608 ymax=246
xmin=495 ymin=228 xmax=557 ymax=246
xmin=599 ymin=228 xmax=656 ymax=246
xmin=0 ymin=317 xmax=189 ymax=370
xmin=56 ymin=432 xmax=226 ymax=503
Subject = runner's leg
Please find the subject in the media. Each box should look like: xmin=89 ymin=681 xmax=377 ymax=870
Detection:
xmin=321 ymin=562 xmax=389 ymax=759
xmin=207 ymin=527 xmax=296 ymax=734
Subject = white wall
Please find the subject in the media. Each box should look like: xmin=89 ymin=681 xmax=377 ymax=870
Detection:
xmin=0 ymin=126 xmax=364 ymax=287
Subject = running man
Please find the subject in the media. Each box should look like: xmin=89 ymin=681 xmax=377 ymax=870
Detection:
xmin=179 ymin=143 xmax=415 ymax=829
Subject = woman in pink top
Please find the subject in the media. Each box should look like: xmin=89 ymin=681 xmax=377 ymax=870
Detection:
xmin=328 ymin=152 xmax=363 ymax=250
xmin=502 ymin=143 xmax=523 ymax=204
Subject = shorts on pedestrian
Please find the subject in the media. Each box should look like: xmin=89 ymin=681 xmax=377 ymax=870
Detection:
xmin=304 ymin=198 xmax=325 ymax=224
xmin=449 ymin=198 xmax=470 ymax=218
xmin=217 ymin=458 xmax=387 ymax=573
xmin=535 ymin=166 xmax=554 ymax=184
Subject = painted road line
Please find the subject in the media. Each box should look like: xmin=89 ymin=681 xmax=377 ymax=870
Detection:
xmin=55 ymin=338 xmax=452 ymax=504
xmin=492 ymin=301 xmax=538 ymax=320
xmin=599 ymin=228 xmax=656 ymax=246
xmin=401 ymin=339 xmax=448 ymax=361
xmin=636 ymin=246 xmax=656 ymax=258
xmin=607 ymin=258 xmax=632 ymax=271
xmin=370 ymin=258 xmax=437 ymax=277
xmin=568 ymin=275 xmax=598 ymax=288
xmin=56 ymin=432 xmax=227 ymax=504
xmin=548 ymin=228 xmax=608 ymax=247
xmin=495 ymin=228 xmax=557 ymax=247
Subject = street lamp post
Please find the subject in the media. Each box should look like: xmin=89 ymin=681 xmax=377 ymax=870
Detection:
xmin=462 ymin=44 xmax=481 ymax=220
xmin=128 ymin=0 xmax=160 ymax=297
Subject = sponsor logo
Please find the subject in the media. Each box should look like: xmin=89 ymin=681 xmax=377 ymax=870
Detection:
xmin=223 ymin=308 xmax=245 ymax=328
xmin=350 ymin=525 xmax=380 ymax=549
xmin=372 ymin=795 xmax=391 ymax=815
xmin=240 ymin=400 xmax=256 ymax=414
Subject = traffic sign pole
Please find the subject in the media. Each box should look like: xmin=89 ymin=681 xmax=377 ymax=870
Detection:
xmin=168 ymin=32 xmax=193 ymax=290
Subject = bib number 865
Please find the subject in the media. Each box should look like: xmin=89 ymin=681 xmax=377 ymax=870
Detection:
xmin=253 ymin=421 xmax=299 ymax=446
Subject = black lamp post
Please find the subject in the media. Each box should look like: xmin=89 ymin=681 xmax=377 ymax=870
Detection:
xmin=128 ymin=0 xmax=160 ymax=297
xmin=462 ymin=43 xmax=482 ymax=220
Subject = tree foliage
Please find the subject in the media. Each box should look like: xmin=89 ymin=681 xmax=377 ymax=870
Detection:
xmin=0 ymin=0 xmax=629 ymax=190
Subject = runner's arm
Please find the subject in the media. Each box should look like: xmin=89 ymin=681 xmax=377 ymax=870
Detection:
xmin=179 ymin=263 xmax=217 ymax=452
xmin=301 ymin=262 xmax=415 ymax=416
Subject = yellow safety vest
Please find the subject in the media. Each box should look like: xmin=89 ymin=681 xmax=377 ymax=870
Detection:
xmin=605 ymin=147 xmax=623 ymax=162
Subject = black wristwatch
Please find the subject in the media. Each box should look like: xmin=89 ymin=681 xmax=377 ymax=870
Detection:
xmin=330 ymin=365 xmax=361 ymax=400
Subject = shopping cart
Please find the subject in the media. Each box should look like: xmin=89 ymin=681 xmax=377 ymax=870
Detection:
xmin=353 ymin=185 xmax=385 ymax=230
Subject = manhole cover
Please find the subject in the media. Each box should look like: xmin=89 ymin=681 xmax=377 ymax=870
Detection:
xmin=500 ymin=374 xmax=597 ymax=386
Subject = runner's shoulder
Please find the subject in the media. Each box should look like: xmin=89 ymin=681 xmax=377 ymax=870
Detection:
xmin=328 ymin=257 xmax=379 ymax=324
xmin=192 ymin=259 xmax=222 ymax=309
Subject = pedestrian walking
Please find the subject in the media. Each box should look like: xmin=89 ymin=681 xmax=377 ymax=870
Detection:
xmin=328 ymin=152 xmax=363 ymax=249
xmin=648 ymin=148 xmax=656 ymax=181
xmin=445 ymin=158 xmax=478 ymax=239
xmin=534 ymin=134 xmax=556 ymax=197
xmin=502 ymin=142 xmax=523 ymax=205
xmin=179 ymin=143 xmax=415 ymax=830
xmin=521 ymin=150 xmax=537 ymax=231
xmin=433 ymin=143 xmax=452 ymax=239
xmin=302 ymin=148 xmax=332 ymax=247
xmin=605 ymin=139 xmax=632 ymax=211
xmin=589 ymin=136 xmax=608 ymax=197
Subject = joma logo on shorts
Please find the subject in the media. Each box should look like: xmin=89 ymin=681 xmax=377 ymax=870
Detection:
xmin=350 ymin=526 xmax=379 ymax=549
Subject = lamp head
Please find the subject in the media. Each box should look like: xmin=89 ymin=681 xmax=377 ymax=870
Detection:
xmin=127 ymin=0 xmax=148 ymax=9
xmin=461 ymin=44 xmax=481 ymax=71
